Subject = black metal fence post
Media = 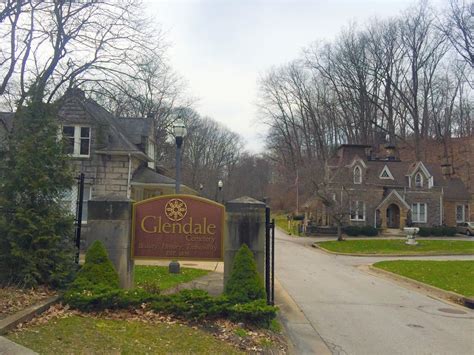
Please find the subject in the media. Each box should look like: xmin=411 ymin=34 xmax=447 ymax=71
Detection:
xmin=265 ymin=206 xmax=271 ymax=305
xmin=271 ymin=217 xmax=275 ymax=305
xmin=74 ymin=173 xmax=85 ymax=264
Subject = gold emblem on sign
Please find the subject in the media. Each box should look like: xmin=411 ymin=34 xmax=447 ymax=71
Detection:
xmin=165 ymin=199 xmax=187 ymax=222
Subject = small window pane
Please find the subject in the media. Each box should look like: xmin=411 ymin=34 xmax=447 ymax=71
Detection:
xmin=80 ymin=138 xmax=90 ymax=155
xmin=63 ymin=126 xmax=74 ymax=137
xmin=80 ymin=127 xmax=90 ymax=138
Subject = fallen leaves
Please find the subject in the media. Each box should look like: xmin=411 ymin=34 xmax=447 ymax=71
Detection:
xmin=10 ymin=303 xmax=289 ymax=353
xmin=0 ymin=286 xmax=57 ymax=320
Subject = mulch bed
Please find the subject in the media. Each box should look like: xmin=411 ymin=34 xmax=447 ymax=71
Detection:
xmin=0 ymin=286 xmax=57 ymax=320
xmin=10 ymin=303 xmax=289 ymax=353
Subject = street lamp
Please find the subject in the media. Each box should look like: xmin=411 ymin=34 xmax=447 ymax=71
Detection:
xmin=169 ymin=118 xmax=187 ymax=274
xmin=217 ymin=179 xmax=223 ymax=203
xmin=173 ymin=119 xmax=187 ymax=194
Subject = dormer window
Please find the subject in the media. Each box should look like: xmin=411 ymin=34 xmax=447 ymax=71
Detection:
xmin=354 ymin=166 xmax=362 ymax=184
xmin=62 ymin=125 xmax=90 ymax=157
xmin=415 ymin=172 xmax=423 ymax=188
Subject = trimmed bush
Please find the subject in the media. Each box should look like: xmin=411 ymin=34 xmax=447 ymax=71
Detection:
xmin=343 ymin=226 xmax=360 ymax=236
xmin=225 ymin=244 xmax=266 ymax=303
xmin=151 ymin=290 xmax=231 ymax=320
xmin=64 ymin=241 xmax=121 ymax=310
xmin=442 ymin=227 xmax=457 ymax=236
xmin=292 ymin=214 xmax=305 ymax=221
xmin=343 ymin=225 xmax=378 ymax=237
xmin=228 ymin=299 xmax=278 ymax=327
xmin=417 ymin=226 xmax=457 ymax=237
xmin=360 ymin=225 xmax=378 ymax=236
xmin=417 ymin=227 xmax=431 ymax=237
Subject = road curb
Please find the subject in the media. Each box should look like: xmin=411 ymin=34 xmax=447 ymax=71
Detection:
xmin=274 ymin=278 xmax=331 ymax=355
xmin=367 ymin=265 xmax=473 ymax=309
xmin=312 ymin=242 xmax=474 ymax=257
xmin=0 ymin=295 xmax=60 ymax=336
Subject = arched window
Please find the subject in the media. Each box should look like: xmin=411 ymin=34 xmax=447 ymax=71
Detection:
xmin=354 ymin=166 xmax=362 ymax=184
xmin=415 ymin=173 xmax=423 ymax=187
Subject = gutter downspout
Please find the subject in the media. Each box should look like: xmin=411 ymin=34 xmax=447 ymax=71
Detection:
xmin=127 ymin=154 xmax=132 ymax=199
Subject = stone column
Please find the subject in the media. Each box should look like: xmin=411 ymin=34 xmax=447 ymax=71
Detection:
xmin=87 ymin=196 xmax=134 ymax=289
xmin=224 ymin=196 xmax=266 ymax=286
xmin=380 ymin=207 xmax=387 ymax=229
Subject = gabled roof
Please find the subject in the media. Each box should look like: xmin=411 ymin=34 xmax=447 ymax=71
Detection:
xmin=376 ymin=190 xmax=410 ymax=210
xmin=132 ymin=165 xmax=176 ymax=185
xmin=59 ymin=90 xmax=150 ymax=161
xmin=407 ymin=161 xmax=432 ymax=178
xmin=444 ymin=178 xmax=470 ymax=201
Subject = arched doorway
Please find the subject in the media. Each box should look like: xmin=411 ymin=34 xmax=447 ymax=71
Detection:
xmin=386 ymin=204 xmax=400 ymax=228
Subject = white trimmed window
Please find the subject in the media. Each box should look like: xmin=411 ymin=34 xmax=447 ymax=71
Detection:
xmin=456 ymin=204 xmax=468 ymax=223
xmin=350 ymin=200 xmax=365 ymax=221
xmin=62 ymin=125 xmax=90 ymax=157
xmin=354 ymin=166 xmax=362 ymax=184
xmin=411 ymin=203 xmax=427 ymax=223
xmin=415 ymin=172 xmax=423 ymax=188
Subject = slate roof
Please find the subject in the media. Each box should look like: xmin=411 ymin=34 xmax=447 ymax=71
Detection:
xmin=327 ymin=144 xmax=470 ymax=200
xmin=116 ymin=118 xmax=154 ymax=145
xmin=132 ymin=165 xmax=176 ymax=185
xmin=55 ymin=90 xmax=151 ymax=161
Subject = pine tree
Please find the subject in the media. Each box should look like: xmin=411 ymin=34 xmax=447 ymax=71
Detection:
xmin=0 ymin=100 xmax=75 ymax=288
xmin=224 ymin=244 xmax=266 ymax=303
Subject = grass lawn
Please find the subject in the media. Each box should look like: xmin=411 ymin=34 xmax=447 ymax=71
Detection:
xmin=273 ymin=214 xmax=302 ymax=236
xmin=373 ymin=260 xmax=474 ymax=297
xmin=6 ymin=315 xmax=241 ymax=354
xmin=134 ymin=265 xmax=209 ymax=291
xmin=316 ymin=239 xmax=474 ymax=255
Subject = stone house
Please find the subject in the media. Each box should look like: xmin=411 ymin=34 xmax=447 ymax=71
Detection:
xmin=0 ymin=89 xmax=196 ymax=224
xmin=309 ymin=144 xmax=470 ymax=230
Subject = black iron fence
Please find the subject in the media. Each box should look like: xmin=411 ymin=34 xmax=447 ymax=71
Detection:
xmin=265 ymin=206 xmax=275 ymax=305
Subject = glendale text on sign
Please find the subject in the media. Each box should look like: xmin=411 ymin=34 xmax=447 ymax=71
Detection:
xmin=132 ymin=195 xmax=225 ymax=261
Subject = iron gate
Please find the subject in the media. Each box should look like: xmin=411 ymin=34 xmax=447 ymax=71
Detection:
xmin=74 ymin=173 xmax=85 ymax=264
xmin=265 ymin=206 xmax=275 ymax=305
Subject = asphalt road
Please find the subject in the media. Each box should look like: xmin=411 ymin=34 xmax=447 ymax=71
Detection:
xmin=275 ymin=229 xmax=474 ymax=355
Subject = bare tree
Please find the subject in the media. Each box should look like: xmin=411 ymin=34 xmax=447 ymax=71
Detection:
xmin=0 ymin=1 xmax=164 ymax=106
xmin=440 ymin=0 xmax=474 ymax=66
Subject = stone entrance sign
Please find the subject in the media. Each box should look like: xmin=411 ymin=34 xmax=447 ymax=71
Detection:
xmin=132 ymin=195 xmax=225 ymax=261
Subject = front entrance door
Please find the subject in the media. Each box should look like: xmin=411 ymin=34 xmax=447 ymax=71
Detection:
xmin=386 ymin=204 xmax=400 ymax=228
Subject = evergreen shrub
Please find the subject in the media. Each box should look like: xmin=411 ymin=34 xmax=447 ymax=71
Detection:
xmin=0 ymin=101 xmax=75 ymax=288
xmin=228 ymin=299 xmax=278 ymax=327
xmin=224 ymin=244 xmax=266 ymax=303
xmin=64 ymin=241 xmax=122 ymax=310
xmin=343 ymin=225 xmax=378 ymax=236
xmin=417 ymin=227 xmax=431 ymax=236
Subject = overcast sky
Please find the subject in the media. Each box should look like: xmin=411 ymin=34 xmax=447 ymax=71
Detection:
xmin=147 ymin=0 xmax=442 ymax=153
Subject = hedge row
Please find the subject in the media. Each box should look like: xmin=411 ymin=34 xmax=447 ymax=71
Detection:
xmin=343 ymin=225 xmax=379 ymax=236
xmin=417 ymin=226 xmax=457 ymax=237
xmin=64 ymin=241 xmax=277 ymax=327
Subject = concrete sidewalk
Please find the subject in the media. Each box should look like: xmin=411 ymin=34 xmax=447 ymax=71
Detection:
xmin=0 ymin=336 xmax=37 ymax=355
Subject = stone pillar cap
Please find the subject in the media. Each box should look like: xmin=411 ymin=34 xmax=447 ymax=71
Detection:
xmin=225 ymin=196 xmax=266 ymax=211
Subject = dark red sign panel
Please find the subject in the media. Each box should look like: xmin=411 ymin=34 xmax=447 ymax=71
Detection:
xmin=132 ymin=195 xmax=225 ymax=261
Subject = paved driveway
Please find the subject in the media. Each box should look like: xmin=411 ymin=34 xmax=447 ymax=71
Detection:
xmin=276 ymin=229 xmax=474 ymax=355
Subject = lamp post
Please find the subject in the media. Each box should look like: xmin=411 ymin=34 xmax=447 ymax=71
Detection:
xmin=217 ymin=179 xmax=223 ymax=204
xmin=173 ymin=119 xmax=187 ymax=194
xmin=169 ymin=118 xmax=187 ymax=274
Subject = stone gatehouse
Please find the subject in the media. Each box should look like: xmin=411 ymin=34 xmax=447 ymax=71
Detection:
xmin=308 ymin=144 xmax=470 ymax=230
